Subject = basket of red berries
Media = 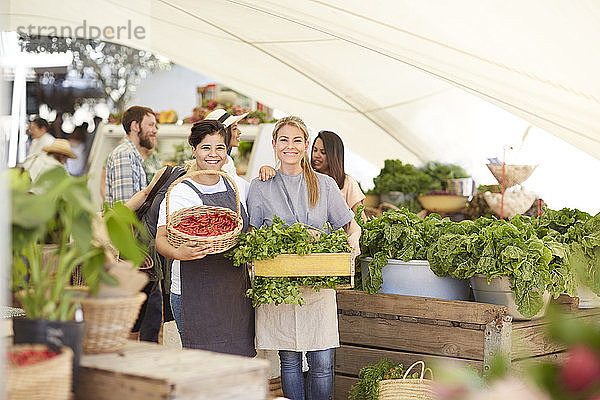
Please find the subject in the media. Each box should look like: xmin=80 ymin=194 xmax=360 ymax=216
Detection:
xmin=5 ymin=344 xmax=73 ymax=400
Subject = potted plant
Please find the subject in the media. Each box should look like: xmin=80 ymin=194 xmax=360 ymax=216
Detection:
xmin=10 ymin=167 xmax=147 ymax=383
xmin=355 ymin=206 xmax=470 ymax=301
xmin=372 ymin=159 xmax=433 ymax=213
xmin=427 ymin=214 xmax=577 ymax=320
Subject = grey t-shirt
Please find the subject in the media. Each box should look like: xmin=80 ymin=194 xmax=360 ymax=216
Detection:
xmin=248 ymin=170 xmax=353 ymax=231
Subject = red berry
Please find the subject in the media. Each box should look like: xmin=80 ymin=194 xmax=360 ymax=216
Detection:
xmin=559 ymin=345 xmax=600 ymax=392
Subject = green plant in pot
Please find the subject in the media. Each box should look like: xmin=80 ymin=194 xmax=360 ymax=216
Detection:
xmin=9 ymin=167 xmax=147 ymax=386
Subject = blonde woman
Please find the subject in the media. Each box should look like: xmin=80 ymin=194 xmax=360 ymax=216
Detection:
xmin=247 ymin=116 xmax=361 ymax=400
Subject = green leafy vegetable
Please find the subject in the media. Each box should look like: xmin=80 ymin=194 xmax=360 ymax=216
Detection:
xmin=422 ymin=161 xmax=469 ymax=189
xmin=349 ymin=359 xmax=418 ymax=400
xmin=227 ymin=217 xmax=351 ymax=306
xmin=357 ymin=205 xmax=586 ymax=318
xmin=372 ymin=159 xmax=436 ymax=195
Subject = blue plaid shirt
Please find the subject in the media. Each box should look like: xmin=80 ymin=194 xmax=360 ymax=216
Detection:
xmin=105 ymin=137 xmax=147 ymax=205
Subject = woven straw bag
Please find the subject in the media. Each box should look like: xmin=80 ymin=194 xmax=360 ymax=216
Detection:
xmin=78 ymin=292 xmax=146 ymax=354
xmin=377 ymin=361 xmax=433 ymax=400
xmin=5 ymin=344 xmax=73 ymax=400
xmin=166 ymin=170 xmax=243 ymax=254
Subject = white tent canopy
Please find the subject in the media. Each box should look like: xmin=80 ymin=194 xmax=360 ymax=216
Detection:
xmin=4 ymin=0 xmax=600 ymax=164
xmin=3 ymin=1 xmax=600 ymax=211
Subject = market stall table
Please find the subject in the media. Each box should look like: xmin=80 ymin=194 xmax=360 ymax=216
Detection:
xmin=76 ymin=341 xmax=269 ymax=400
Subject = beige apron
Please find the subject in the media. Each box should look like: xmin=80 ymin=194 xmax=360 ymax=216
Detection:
xmin=255 ymin=288 xmax=339 ymax=351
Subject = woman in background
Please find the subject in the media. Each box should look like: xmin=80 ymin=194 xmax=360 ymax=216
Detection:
xmin=311 ymin=130 xmax=365 ymax=215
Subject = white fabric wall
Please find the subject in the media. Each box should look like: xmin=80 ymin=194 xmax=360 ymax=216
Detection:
xmin=132 ymin=65 xmax=214 ymax=120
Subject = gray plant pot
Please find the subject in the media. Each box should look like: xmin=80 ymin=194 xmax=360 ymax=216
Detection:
xmin=380 ymin=191 xmax=414 ymax=206
xmin=360 ymin=257 xmax=470 ymax=300
xmin=577 ymin=285 xmax=600 ymax=309
xmin=470 ymin=274 xmax=550 ymax=320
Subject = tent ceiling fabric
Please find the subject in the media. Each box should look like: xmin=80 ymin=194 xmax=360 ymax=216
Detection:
xmin=4 ymin=0 xmax=600 ymax=165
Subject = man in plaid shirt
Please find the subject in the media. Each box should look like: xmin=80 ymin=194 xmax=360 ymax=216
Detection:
xmin=105 ymin=105 xmax=163 ymax=344
xmin=105 ymin=106 xmax=158 ymax=204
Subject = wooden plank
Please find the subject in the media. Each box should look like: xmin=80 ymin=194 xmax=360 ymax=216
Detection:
xmin=268 ymin=377 xmax=283 ymax=399
xmin=335 ymin=344 xmax=484 ymax=376
xmin=253 ymin=252 xmax=353 ymax=277
xmin=510 ymin=313 xmax=600 ymax=359
xmin=512 ymin=308 xmax=600 ymax=329
xmin=334 ymin=375 xmax=359 ymax=400
xmin=336 ymin=290 xmax=507 ymax=325
xmin=483 ymin=316 xmax=512 ymax=377
xmin=511 ymin=352 xmax=568 ymax=373
xmin=77 ymin=341 xmax=269 ymax=400
xmin=338 ymin=314 xmax=485 ymax=360
xmin=512 ymin=324 xmax=564 ymax=359
xmin=76 ymin=369 xmax=169 ymax=400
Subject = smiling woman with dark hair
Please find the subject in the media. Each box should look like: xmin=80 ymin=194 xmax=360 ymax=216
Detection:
xmin=155 ymin=120 xmax=255 ymax=357
xmin=311 ymin=130 xmax=365 ymax=214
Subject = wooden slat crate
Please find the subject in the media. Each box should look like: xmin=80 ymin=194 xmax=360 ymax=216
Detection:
xmin=252 ymin=252 xmax=355 ymax=287
xmin=76 ymin=341 xmax=269 ymax=400
xmin=334 ymin=290 xmax=600 ymax=400
xmin=268 ymin=377 xmax=283 ymax=399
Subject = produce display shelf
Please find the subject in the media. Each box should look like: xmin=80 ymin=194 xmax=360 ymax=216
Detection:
xmin=333 ymin=290 xmax=600 ymax=400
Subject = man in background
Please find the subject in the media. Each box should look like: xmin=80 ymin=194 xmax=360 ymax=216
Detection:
xmin=105 ymin=106 xmax=158 ymax=205
xmin=105 ymin=105 xmax=163 ymax=343
xmin=22 ymin=117 xmax=55 ymax=170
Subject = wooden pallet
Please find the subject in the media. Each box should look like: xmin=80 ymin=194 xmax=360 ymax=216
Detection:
xmin=333 ymin=290 xmax=600 ymax=400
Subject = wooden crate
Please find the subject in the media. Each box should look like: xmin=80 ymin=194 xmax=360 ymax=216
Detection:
xmin=252 ymin=252 xmax=354 ymax=286
xmin=333 ymin=290 xmax=600 ymax=400
xmin=76 ymin=341 xmax=269 ymax=400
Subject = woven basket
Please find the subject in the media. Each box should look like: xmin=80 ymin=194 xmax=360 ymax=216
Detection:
xmin=377 ymin=361 xmax=433 ymax=400
xmin=166 ymin=170 xmax=243 ymax=254
xmin=486 ymin=164 xmax=536 ymax=188
xmin=77 ymin=292 xmax=146 ymax=354
xmin=5 ymin=344 xmax=73 ymax=400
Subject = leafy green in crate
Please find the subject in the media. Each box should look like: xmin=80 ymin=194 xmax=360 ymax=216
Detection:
xmin=227 ymin=217 xmax=350 ymax=306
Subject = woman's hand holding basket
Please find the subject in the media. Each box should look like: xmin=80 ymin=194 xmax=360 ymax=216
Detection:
xmin=175 ymin=241 xmax=212 ymax=261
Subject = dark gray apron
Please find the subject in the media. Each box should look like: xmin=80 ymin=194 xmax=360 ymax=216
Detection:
xmin=179 ymin=177 xmax=255 ymax=357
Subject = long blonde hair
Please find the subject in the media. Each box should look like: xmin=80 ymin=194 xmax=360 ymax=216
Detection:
xmin=273 ymin=116 xmax=319 ymax=208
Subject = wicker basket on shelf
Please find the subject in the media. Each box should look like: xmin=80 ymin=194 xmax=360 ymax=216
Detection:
xmin=166 ymin=170 xmax=243 ymax=254
xmin=486 ymin=164 xmax=536 ymax=188
xmin=5 ymin=344 xmax=73 ymax=400
xmin=77 ymin=292 xmax=146 ymax=354
xmin=377 ymin=361 xmax=433 ymax=400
